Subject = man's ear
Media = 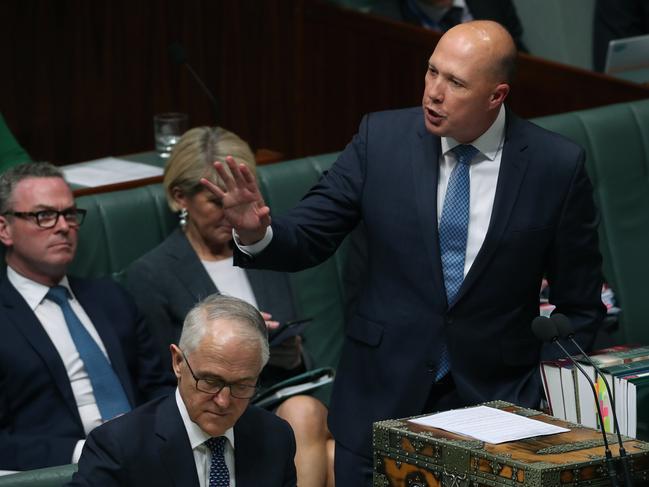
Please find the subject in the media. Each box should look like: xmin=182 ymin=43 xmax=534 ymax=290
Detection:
xmin=0 ymin=216 xmax=13 ymax=247
xmin=489 ymin=83 xmax=510 ymax=108
xmin=170 ymin=344 xmax=183 ymax=380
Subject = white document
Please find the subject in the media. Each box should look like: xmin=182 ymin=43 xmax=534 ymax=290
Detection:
xmin=409 ymin=405 xmax=569 ymax=444
xmin=62 ymin=157 xmax=163 ymax=188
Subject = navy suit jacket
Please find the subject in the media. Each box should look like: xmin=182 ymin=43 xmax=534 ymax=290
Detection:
xmin=235 ymin=107 xmax=605 ymax=455
xmin=68 ymin=394 xmax=297 ymax=487
xmin=125 ymin=228 xmax=298 ymax=369
xmin=0 ymin=274 xmax=174 ymax=470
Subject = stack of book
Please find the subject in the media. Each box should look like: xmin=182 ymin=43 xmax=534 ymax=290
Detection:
xmin=540 ymin=344 xmax=649 ymax=440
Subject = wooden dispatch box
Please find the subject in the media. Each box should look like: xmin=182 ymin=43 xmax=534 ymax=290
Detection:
xmin=373 ymin=401 xmax=649 ymax=486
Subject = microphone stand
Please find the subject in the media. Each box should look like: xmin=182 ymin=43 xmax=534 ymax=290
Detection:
xmin=552 ymin=338 xmax=620 ymax=486
xmin=566 ymin=336 xmax=634 ymax=487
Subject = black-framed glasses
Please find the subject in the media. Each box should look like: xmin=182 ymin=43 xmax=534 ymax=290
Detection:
xmin=3 ymin=208 xmax=87 ymax=229
xmin=181 ymin=351 xmax=259 ymax=399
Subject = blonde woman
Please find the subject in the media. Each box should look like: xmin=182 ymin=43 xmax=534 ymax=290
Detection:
xmin=126 ymin=127 xmax=333 ymax=486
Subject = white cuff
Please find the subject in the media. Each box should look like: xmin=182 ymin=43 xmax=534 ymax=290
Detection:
xmin=72 ymin=439 xmax=86 ymax=463
xmin=232 ymin=227 xmax=273 ymax=256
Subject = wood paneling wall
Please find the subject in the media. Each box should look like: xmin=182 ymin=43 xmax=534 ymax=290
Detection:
xmin=2 ymin=0 xmax=648 ymax=165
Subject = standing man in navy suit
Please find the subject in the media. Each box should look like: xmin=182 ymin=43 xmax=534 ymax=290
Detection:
xmin=0 ymin=163 xmax=173 ymax=471
xmin=69 ymin=294 xmax=297 ymax=486
xmin=204 ymin=21 xmax=605 ymax=485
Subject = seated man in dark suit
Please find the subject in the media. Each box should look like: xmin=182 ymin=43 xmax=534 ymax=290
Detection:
xmin=68 ymin=294 xmax=297 ymax=486
xmin=370 ymin=0 xmax=528 ymax=52
xmin=0 ymin=162 xmax=174 ymax=471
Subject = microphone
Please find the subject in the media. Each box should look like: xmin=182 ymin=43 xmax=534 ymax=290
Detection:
xmin=532 ymin=316 xmax=620 ymax=486
xmin=552 ymin=313 xmax=633 ymax=487
xmin=168 ymin=42 xmax=220 ymax=123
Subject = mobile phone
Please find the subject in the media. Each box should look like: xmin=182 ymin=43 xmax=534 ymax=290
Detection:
xmin=269 ymin=317 xmax=313 ymax=346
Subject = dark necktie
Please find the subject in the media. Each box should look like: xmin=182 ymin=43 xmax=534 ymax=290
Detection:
xmin=436 ymin=144 xmax=478 ymax=380
xmin=206 ymin=436 xmax=230 ymax=487
xmin=46 ymin=285 xmax=131 ymax=420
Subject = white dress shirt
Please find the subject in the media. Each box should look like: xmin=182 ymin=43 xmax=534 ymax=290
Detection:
xmin=437 ymin=104 xmax=506 ymax=277
xmin=175 ymin=388 xmax=236 ymax=487
xmin=7 ymin=266 xmax=111 ymax=462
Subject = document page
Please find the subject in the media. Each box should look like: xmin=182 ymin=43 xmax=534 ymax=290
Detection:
xmin=62 ymin=158 xmax=163 ymax=187
xmin=409 ymin=405 xmax=569 ymax=444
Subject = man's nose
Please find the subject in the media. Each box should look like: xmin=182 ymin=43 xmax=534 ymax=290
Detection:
xmin=212 ymin=387 xmax=232 ymax=407
xmin=428 ymin=79 xmax=444 ymax=103
xmin=53 ymin=214 xmax=71 ymax=232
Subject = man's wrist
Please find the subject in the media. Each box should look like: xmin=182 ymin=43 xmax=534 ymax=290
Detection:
xmin=232 ymin=227 xmax=273 ymax=255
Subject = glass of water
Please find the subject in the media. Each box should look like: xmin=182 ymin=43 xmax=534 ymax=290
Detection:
xmin=153 ymin=113 xmax=188 ymax=158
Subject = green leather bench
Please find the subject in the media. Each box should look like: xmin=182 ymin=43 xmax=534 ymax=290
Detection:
xmin=0 ymin=465 xmax=77 ymax=487
xmin=533 ymin=99 xmax=649 ymax=345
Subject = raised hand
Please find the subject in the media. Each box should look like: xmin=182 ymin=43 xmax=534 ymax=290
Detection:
xmin=201 ymin=156 xmax=271 ymax=244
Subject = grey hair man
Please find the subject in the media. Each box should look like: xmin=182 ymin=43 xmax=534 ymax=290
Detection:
xmin=69 ymin=294 xmax=297 ymax=487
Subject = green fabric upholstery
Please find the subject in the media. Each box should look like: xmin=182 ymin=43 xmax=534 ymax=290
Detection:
xmin=0 ymin=465 xmax=77 ymax=487
xmin=257 ymin=153 xmax=346 ymax=380
xmin=69 ymin=184 xmax=177 ymax=282
xmin=532 ymin=99 xmax=649 ymax=344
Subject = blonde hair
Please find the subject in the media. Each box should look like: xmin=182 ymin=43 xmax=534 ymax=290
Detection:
xmin=163 ymin=126 xmax=256 ymax=211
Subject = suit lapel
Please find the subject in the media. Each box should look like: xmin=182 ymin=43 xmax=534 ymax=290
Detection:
xmin=0 ymin=277 xmax=81 ymax=422
xmin=232 ymin=407 xmax=257 ymax=487
xmin=167 ymin=229 xmax=217 ymax=302
xmin=70 ymin=277 xmax=137 ymax=407
xmin=452 ymin=112 xmax=530 ymax=305
xmin=411 ymin=126 xmax=447 ymax=304
xmin=156 ymin=395 xmax=201 ymax=487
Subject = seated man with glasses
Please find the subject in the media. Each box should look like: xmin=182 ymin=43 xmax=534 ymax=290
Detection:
xmin=0 ymin=162 xmax=174 ymax=471
xmin=69 ymin=294 xmax=297 ymax=486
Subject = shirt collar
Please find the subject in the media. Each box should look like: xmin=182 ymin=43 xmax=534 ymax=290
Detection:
xmin=441 ymin=104 xmax=506 ymax=162
xmin=175 ymin=388 xmax=235 ymax=451
xmin=7 ymin=265 xmax=73 ymax=311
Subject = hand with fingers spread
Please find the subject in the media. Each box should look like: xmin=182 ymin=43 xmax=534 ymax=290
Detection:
xmin=200 ymin=155 xmax=271 ymax=245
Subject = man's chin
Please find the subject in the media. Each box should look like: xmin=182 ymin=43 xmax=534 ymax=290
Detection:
xmin=199 ymin=414 xmax=235 ymax=437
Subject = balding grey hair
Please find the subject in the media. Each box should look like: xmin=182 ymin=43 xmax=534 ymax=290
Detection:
xmin=0 ymin=162 xmax=66 ymax=214
xmin=179 ymin=294 xmax=270 ymax=367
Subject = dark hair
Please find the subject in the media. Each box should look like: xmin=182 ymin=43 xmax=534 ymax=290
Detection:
xmin=0 ymin=162 xmax=66 ymax=214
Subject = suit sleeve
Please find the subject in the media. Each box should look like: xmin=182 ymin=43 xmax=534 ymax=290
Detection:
xmin=0 ymin=420 xmax=78 ymax=470
xmin=112 ymin=281 xmax=175 ymax=402
xmin=125 ymin=258 xmax=179 ymax=369
xmin=235 ymin=114 xmax=368 ymax=272
xmin=66 ymin=426 xmax=125 ymax=487
xmin=543 ymin=149 xmax=606 ymax=358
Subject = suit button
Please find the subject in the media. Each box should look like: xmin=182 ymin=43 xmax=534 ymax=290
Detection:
xmin=446 ymin=317 xmax=454 ymax=325
xmin=426 ymin=361 xmax=436 ymax=372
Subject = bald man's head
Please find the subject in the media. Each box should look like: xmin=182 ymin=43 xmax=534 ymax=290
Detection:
xmin=444 ymin=20 xmax=517 ymax=83
xmin=422 ymin=20 xmax=516 ymax=142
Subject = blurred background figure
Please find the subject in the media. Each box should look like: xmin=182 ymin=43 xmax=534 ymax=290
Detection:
xmin=369 ymin=0 xmax=528 ymax=51
xmin=126 ymin=126 xmax=334 ymax=487
xmin=593 ymin=0 xmax=649 ymax=72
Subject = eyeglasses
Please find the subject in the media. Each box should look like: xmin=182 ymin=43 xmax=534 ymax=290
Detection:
xmin=3 ymin=208 xmax=87 ymax=229
xmin=181 ymin=351 xmax=259 ymax=399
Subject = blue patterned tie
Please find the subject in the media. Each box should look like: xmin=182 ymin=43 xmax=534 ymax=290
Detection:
xmin=46 ymin=286 xmax=131 ymax=420
xmin=436 ymin=144 xmax=478 ymax=380
xmin=206 ymin=436 xmax=230 ymax=487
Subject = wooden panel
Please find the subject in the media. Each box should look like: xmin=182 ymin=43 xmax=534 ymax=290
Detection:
xmin=2 ymin=0 xmax=648 ymax=167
